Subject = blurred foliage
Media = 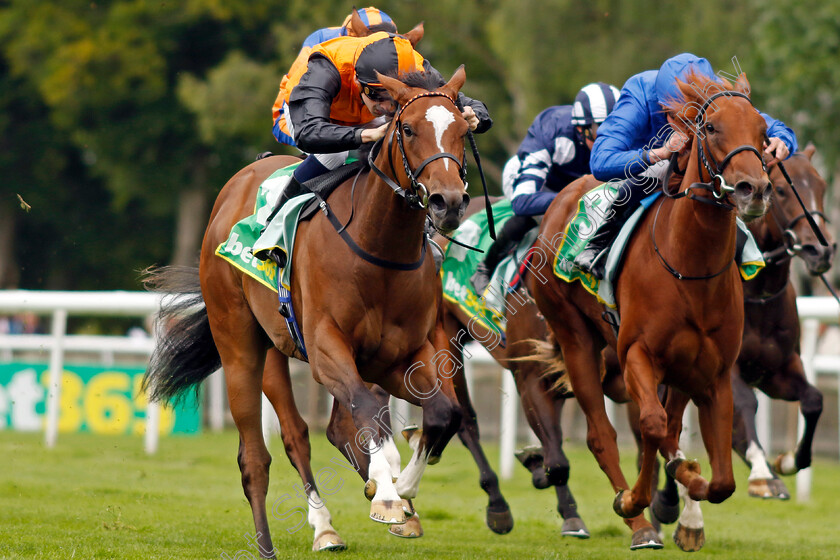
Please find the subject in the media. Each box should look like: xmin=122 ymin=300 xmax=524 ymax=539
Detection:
xmin=0 ymin=0 xmax=836 ymax=291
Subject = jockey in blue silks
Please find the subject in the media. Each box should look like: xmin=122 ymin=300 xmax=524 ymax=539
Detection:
xmin=574 ymin=53 xmax=798 ymax=279
xmin=470 ymin=83 xmax=620 ymax=293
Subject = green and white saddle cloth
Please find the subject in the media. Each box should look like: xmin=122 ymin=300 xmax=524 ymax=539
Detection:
xmin=216 ymin=163 xmax=313 ymax=292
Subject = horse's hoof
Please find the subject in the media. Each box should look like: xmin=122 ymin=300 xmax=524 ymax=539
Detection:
xmin=312 ymin=530 xmax=347 ymax=552
xmin=673 ymin=522 xmax=705 ymax=552
xmin=389 ymin=513 xmax=423 ymax=538
xmin=560 ymin=516 xmax=589 ymax=539
xmin=774 ymin=451 xmax=797 ymax=476
xmin=652 ymin=492 xmax=680 ymax=525
xmin=401 ymin=498 xmax=416 ymax=516
xmin=612 ymin=490 xmax=636 ymax=518
xmin=767 ymin=478 xmax=791 ymax=500
xmin=486 ymin=505 xmax=514 ymax=534
xmin=370 ymin=499 xmax=406 ymax=524
xmin=401 ymin=426 xmax=421 ymax=444
xmin=629 ymin=526 xmax=663 ymax=550
xmin=364 ymin=479 xmax=376 ymax=501
xmin=514 ymin=446 xmax=544 ymax=468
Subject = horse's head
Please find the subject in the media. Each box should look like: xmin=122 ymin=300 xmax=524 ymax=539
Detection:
xmin=767 ymin=145 xmax=836 ymax=274
xmin=375 ymin=67 xmax=471 ymax=233
xmin=668 ymin=72 xmax=772 ymax=222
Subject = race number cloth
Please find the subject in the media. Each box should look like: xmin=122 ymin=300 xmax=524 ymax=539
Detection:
xmin=216 ymin=163 xmax=313 ymax=292
xmin=441 ymin=199 xmax=536 ymax=337
xmin=552 ymin=183 xmax=766 ymax=308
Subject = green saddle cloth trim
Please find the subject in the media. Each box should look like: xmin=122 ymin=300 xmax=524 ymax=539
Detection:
xmin=552 ymin=183 xmax=765 ymax=308
xmin=215 ymin=163 xmax=309 ymax=293
xmin=441 ymin=199 xmax=533 ymax=336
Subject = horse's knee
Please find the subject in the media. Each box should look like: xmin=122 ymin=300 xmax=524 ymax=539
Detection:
xmin=800 ymin=386 xmax=823 ymax=418
xmin=639 ymin=409 xmax=667 ymax=443
xmin=543 ymin=450 xmax=571 ymax=487
xmin=425 ymin=397 xmax=462 ymax=453
xmin=708 ymin=479 xmax=735 ymax=504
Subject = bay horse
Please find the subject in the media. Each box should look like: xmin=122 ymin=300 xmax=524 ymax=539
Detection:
xmin=731 ymin=144 xmax=834 ymax=497
xmin=433 ymin=197 xmax=628 ymax=539
xmin=145 ymin=67 xmax=473 ymax=554
xmin=527 ymin=71 xmax=772 ymax=551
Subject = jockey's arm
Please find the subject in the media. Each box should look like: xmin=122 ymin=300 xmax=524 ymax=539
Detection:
xmin=590 ymin=76 xmax=655 ymax=182
xmin=288 ymin=57 xmax=367 ymax=154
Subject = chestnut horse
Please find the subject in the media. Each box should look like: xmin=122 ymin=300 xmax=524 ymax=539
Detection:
xmin=145 ymin=68 xmax=473 ymax=554
xmin=527 ymin=72 xmax=772 ymax=551
xmin=732 ymin=145 xmax=834 ymax=497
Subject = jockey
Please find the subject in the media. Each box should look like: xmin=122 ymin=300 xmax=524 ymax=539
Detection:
xmin=272 ymin=7 xmax=397 ymax=145
xmin=257 ymin=31 xmax=492 ymax=265
xmin=574 ymin=53 xmax=798 ymax=279
xmin=470 ymin=83 xmax=620 ymax=294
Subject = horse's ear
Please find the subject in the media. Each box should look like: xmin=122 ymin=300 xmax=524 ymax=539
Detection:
xmin=440 ymin=65 xmax=466 ymax=100
xmin=377 ymin=72 xmax=412 ymax=104
xmin=403 ymin=22 xmax=424 ymax=46
xmin=347 ymin=9 xmax=370 ymax=37
xmin=804 ymin=143 xmax=817 ymax=160
xmin=733 ymin=72 xmax=751 ymax=97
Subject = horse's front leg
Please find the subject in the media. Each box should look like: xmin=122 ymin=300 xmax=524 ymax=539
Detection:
xmin=730 ymin=365 xmax=789 ymax=499
xmin=383 ymin=339 xmax=462 ymax=502
xmin=619 ymin=344 xmax=667 ymax=519
xmin=310 ymin=329 xmax=407 ymax=526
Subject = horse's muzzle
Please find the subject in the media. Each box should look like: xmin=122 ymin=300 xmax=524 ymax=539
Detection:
xmin=734 ymin=178 xmax=771 ymax=222
xmin=428 ymin=192 xmax=469 ymax=233
xmin=801 ymin=242 xmax=836 ymax=275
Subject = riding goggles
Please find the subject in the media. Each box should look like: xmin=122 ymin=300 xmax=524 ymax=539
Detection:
xmin=361 ymin=83 xmax=391 ymax=102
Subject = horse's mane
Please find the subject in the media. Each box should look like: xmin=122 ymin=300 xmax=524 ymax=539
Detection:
xmin=396 ymin=70 xmax=444 ymax=92
xmin=660 ymin=70 xmax=740 ymax=122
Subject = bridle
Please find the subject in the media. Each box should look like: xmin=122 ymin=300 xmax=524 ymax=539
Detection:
xmin=653 ymin=90 xmax=767 ymax=280
xmin=368 ymin=91 xmax=468 ymax=210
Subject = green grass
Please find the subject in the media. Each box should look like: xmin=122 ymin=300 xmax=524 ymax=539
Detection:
xmin=2 ymin=430 xmax=840 ymax=559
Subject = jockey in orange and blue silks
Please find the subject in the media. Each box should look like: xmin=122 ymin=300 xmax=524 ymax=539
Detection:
xmin=272 ymin=7 xmax=396 ymax=145
xmin=256 ymin=31 xmax=492 ymax=258
xmin=573 ymin=53 xmax=798 ymax=279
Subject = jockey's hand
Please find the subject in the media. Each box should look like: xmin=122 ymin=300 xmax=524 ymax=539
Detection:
xmin=764 ymin=136 xmax=789 ymax=168
xmin=649 ymin=128 xmax=689 ymax=163
xmin=361 ymin=122 xmax=389 ymax=143
xmin=462 ymin=105 xmax=479 ymax=131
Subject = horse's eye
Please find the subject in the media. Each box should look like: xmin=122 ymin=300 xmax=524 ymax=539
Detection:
xmin=775 ymin=186 xmax=785 ymax=195
xmin=704 ymin=123 xmax=715 ymax=133
xmin=402 ymin=124 xmax=414 ymax=137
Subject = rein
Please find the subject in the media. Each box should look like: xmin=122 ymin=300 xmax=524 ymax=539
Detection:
xmin=653 ymin=90 xmax=765 ymax=281
xmin=368 ymin=91 xmax=467 ymax=210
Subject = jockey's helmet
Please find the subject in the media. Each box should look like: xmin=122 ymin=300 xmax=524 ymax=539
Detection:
xmin=571 ymin=83 xmax=621 ymax=127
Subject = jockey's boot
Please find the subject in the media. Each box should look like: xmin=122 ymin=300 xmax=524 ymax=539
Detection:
xmin=470 ymin=234 xmax=517 ymax=294
xmin=264 ymin=176 xmax=308 ymax=227
xmin=573 ymin=201 xmax=634 ymax=280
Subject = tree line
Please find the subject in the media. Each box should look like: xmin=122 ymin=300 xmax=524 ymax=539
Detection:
xmin=2 ymin=0 xmax=837 ymax=291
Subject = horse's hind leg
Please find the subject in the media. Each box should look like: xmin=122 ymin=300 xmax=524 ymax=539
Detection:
xmin=760 ymin=356 xmax=823 ymax=476
xmin=223 ymin=339 xmax=275 ymax=557
xmin=730 ymin=366 xmax=789 ymax=499
xmin=445 ymin=320 xmax=513 ymax=534
xmin=262 ymin=349 xmax=345 ymax=551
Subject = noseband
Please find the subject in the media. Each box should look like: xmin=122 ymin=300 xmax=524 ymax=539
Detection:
xmin=368 ymin=91 xmax=468 ymax=210
xmin=694 ymin=90 xmax=767 ymax=201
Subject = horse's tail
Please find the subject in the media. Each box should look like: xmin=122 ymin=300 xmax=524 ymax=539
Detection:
xmin=141 ymin=266 xmax=221 ymax=405
xmin=508 ymin=337 xmax=571 ymax=395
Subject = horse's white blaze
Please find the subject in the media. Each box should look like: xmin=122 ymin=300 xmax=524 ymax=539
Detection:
xmin=745 ymin=441 xmax=773 ymax=480
xmin=394 ymin=439 xmax=427 ymax=499
xmin=368 ymin=439 xmax=401 ymax=502
xmin=382 ymin=436 xmax=402 ymax=478
xmin=307 ymin=489 xmax=338 ymax=540
xmin=425 ymin=105 xmax=456 ymax=170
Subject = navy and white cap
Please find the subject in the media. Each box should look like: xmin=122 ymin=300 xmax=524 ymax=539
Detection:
xmin=571 ymin=82 xmax=621 ymax=126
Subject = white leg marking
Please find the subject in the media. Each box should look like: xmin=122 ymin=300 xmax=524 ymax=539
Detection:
xmin=368 ymin=439 xmax=401 ymax=502
xmin=425 ymin=106 xmax=456 ymax=170
xmin=745 ymin=441 xmax=773 ymax=480
xmin=307 ymin=490 xmax=338 ymax=541
xmin=382 ymin=436 xmax=402 ymax=479
xmin=674 ymin=451 xmax=703 ymax=530
xmin=394 ymin=438 xmax=427 ymax=499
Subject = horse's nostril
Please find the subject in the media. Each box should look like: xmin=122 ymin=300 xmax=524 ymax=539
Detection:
xmin=735 ymin=181 xmax=754 ymax=196
xmin=428 ymin=193 xmax=446 ymax=214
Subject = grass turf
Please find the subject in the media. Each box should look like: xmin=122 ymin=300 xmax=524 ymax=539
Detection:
xmin=2 ymin=429 xmax=839 ymax=559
